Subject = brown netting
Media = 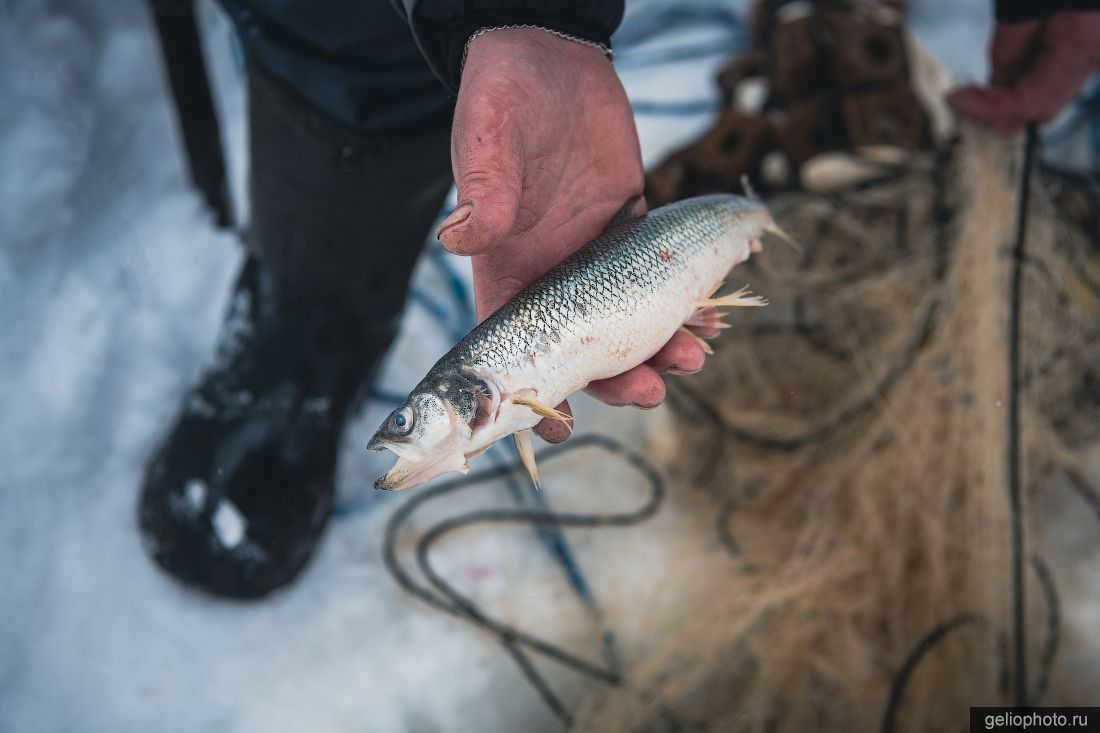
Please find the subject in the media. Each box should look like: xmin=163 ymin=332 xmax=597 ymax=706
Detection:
xmin=575 ymin=131 xmax=1100 ymax=732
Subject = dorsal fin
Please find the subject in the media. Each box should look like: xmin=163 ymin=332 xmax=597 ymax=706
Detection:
xmin=740 ymin=174 xmax=760 ymax=202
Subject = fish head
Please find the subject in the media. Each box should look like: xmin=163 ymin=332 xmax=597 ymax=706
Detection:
xmin=368 ymin=371 xmax=521 ymax=490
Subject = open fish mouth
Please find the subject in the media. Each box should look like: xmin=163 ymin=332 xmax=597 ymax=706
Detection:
xmin=374 ymin=449 xmax=471 ymax=490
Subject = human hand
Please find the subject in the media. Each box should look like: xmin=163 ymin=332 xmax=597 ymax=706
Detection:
xmin=437 ymin=28 xmax=708 ymax=443
xmin=947 ymin=12 xmax=1100 ymax=135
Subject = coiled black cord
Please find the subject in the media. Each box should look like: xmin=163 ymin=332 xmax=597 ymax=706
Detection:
xmin=382 ymin=434 xmax=664 ymax=728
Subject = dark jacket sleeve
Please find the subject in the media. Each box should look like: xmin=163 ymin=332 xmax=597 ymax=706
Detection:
xmin=391 ymin=0 xmax=624 ymax=94
xmin=995 ymin=0 xmax=1100 ymax=22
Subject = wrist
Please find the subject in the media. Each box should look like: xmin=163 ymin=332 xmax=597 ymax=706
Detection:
xmin=461 ymin=26 xmax=613 ymax=88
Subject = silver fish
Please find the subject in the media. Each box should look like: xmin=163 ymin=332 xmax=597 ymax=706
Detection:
xmin=368 ymin=193 xmax=783 ymax=490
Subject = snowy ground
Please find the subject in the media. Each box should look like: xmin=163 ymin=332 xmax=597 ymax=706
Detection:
xmin=1 ymin=1 xmax=1093 ymax=731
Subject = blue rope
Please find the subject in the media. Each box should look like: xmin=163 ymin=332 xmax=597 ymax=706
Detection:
xmin=613 ymin=4 xmax=743 ymax=47
xmin=407 ymin=288 xmax=453 ymax=331
xmin=631 ymin=98 xmax=721 ymax=116
xmin=616 ymin=40 xmax=743 ymax=70
xmin=427 ymin=246 xmax=477 ymax=333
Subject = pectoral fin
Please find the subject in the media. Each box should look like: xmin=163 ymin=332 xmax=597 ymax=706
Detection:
xmin=464 ymin=444 xmax=492 ymax=460
xmin=513 ymin=429 xmax=540 ymax=490
xmin=512 ymin=395 xmax=574 ymax=425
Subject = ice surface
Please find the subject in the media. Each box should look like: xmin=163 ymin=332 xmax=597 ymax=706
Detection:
xmin=1 ymin=1 xmax=1094 ymax=731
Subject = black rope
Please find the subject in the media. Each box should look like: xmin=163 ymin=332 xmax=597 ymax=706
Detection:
xmin=1021 ymin=326 xmax=1100 ymax=387
xmin=1064 ymin=467 xmax=1100 ymax=530
xmin=1029 ymin=553 xmax=1060 ymax=705
xmin=1007 ymin=123 xmax=1039 ymax=707
xmin=715 ymin=502 xmax=743 ymax=558
xmin=382 ymin=434 xmax=664 ymax=728
xmin=880 ymin=614 xmax=984 ymax=733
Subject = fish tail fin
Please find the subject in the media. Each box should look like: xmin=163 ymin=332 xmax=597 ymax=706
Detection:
xmin=763 ymin=219 xmax=801 ymax=253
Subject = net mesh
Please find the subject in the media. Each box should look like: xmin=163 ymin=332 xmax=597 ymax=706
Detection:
xmin=575 ymin=131 xmax=1100 ymax=732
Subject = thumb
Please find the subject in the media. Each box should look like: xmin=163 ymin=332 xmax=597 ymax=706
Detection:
xmin=437 ymin=103 xmax=523 ymax=255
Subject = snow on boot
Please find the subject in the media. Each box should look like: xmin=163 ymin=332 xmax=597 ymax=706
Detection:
xmin=138 ymin=53 xmax=452 ymax=598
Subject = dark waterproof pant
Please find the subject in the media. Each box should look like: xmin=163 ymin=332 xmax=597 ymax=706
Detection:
xmin=223 ymin=0 xmax=456 ymax=327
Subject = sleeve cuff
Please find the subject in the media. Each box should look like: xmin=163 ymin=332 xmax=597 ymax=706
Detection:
xmin=461 ymin=24 xmax=613 ymax=77
xmin=995 ymin=0 xmax=1100 ymax=23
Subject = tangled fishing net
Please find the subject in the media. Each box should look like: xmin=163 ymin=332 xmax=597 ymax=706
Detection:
xmin=568 ymin=131 xmax=1100 ymax=732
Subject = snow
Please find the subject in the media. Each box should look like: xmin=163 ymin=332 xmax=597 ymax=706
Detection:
xmin=185 ymin=479 xmax=208 ymax=508
xmin=1 ymin=0 xmax=1094 ymax=731
xmin=213 ymin=500 xmax=246 ymax=550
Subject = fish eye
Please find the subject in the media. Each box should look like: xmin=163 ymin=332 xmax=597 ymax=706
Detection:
xmin=388 ymin=406 xmax=414 ymax=436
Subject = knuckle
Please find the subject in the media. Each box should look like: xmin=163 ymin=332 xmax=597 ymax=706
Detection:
xmin=457 ymin=169 xmax=510 ymax=194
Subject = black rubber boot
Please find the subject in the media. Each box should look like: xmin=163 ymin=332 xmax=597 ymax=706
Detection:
xmin=139 ymin=257 xmax=382 ymax=597
xmin=138 ymin=59 xmax=452 ymax=599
